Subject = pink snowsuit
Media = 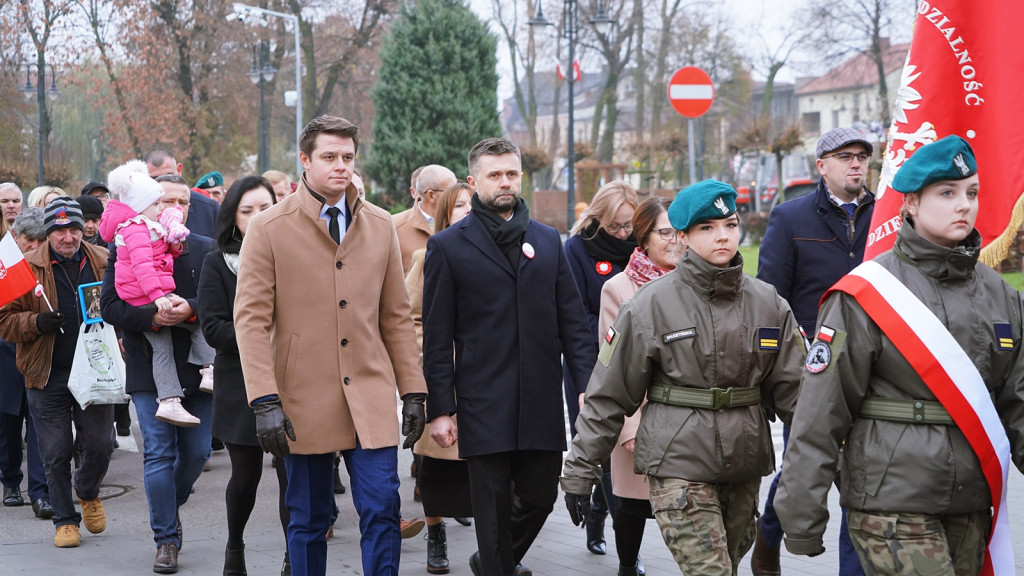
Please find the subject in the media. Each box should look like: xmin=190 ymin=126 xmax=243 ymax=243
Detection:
xmin=98 ymin=199 xmax=180 ymax=306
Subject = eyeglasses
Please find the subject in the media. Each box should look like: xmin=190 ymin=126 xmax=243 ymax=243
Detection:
xmin=825 ymin=152 xmax=870 ymax=164
xmin=650 ymin=227 xmax=677 ymax=241
xmin=605 ymin=221 xmax=633 ymax=234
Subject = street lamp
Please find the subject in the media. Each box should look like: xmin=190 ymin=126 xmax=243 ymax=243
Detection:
xmin=247 ymin=41 xmax=277 ymax=173
xmin=228 ymin=2 xmax=302 ymax=176
xmin=529 ymin=0 xmax=613 ymax=232
xmin=20 ymin=63 xmax=60 ymax=186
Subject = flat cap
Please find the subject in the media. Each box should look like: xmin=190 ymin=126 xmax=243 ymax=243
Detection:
xmin=816 ymin=127 xmax=873 ymax=158
xmin=668 ymin=179 xmax=737 ymax=231
xmin=891 ymin=135 xmax=977 ymax=194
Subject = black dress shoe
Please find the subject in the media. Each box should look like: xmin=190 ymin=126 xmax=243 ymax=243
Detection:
xmin=468 ymin=552 xmax=482 ymax=576
xmin=154 ymin=542 xmax=179 ymax=574
xmin=515 ymin=563 xmax=532 ymax=576
xmin=3 ymin=486 xmax=24 ymax=506
xmin=32 ymin=497 xmax=54 ymax=519
xmin=453 ymin=517 xmax=472 ymax=527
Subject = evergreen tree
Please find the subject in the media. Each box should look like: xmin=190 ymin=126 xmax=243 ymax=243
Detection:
xmin=366 ymin=0 xmax=501 ymax=202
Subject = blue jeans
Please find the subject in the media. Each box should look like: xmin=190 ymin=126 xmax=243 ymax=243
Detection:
xmin=132 ymin=391 xmax=212 ymax=548
xmin=25 ymin=381 xmax=114 ymax=528
xmin=0 ymin=401 xmax=48 ymax=501
xmin=285 ymin=441 xmax=400 ymax=576
xmin=762 ymin=425 xmax=864 ymax=576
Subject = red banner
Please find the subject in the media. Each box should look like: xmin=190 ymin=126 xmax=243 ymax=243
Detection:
xmin=866 ymin=0 xmax=1024 ymax=264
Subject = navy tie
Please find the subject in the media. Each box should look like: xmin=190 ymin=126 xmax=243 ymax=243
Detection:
xmin=326 ymin=207 xmax=341 ymax=244
xmin=841 ymin=203 xmax=857 ymax=218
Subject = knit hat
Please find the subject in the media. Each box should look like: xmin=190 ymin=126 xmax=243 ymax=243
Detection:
xmin=43 ymin=197 xmax=84 ymax=236
xmin=668 ymin=179 xmax=738 ymax=231
xmin=75 ymin=194 xmax=104 ymax=220
xmin=891 ymin=135 xmax=977 ymax=194
xmin=195 ymin=171 xmax=223 ymax=190
xmin=107 ymin=160 xmax=165 ymax=214
xmin=816 ymin=127 xmax=873 ymax=158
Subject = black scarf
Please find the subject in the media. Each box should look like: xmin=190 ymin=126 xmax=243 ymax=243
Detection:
xmin=471 ymin=193 xmax=531 ymax=270
xmin=580 ymin=221 xmax=636 ymax=268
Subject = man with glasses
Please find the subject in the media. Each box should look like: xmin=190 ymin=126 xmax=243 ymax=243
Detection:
xmin=751 ymin=127 xmax=874 ymax=576
xmin=394 ymin=164 xmax=457 ymax=274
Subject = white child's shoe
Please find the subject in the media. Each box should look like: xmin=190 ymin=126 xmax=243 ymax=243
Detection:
xmin=155 ymin=397 xmax=200 ymax=427
xmin=199 ymin=366 xmax=214 ymax=394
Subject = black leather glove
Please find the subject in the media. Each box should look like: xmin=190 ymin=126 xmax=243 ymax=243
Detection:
xmin=252 ymin=397 xmax=295 ymax=458
xmin=401 ymin=393 xmax=426 ymax=449
xmin=35 ymin=311 xmax=64 ymax=334
xmin=564 ymin=493 xmax=591 ymax=528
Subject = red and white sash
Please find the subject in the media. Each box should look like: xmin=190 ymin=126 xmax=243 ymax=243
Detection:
xmin=826 ymin=260 xmax=1013 ymax=576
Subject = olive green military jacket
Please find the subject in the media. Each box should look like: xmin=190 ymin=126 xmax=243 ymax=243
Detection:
xmin=776 ymin=222 xmax=1024 ymax=556
xmin=561 ymin=250 xmax=805 ymax=495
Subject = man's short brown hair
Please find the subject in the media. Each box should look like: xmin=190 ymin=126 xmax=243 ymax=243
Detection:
xmin=299 ymin=116 xmax=360 ymax=158
xmin=468 ymin=138 xmax=520 ymax=177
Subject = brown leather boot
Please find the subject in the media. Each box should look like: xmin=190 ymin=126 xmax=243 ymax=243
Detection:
xmin=750 ymin=519 xmax=781 ymax=576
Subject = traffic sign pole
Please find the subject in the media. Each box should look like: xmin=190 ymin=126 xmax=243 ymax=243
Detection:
xmin=688 ymin=119 xmax=696 ymax=185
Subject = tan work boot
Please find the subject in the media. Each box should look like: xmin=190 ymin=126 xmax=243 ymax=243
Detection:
xmin=55 ymin=524 xmax=81 ymax=548
xmin=80 ymin=497 xmax=107 ymax=534
xmin=155 ymin=397 xmax=201 ymax=427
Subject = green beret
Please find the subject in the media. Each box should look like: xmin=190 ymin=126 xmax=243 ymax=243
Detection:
xmin=195 ymin=171 xmax=224 ymax=189
xmin=891 ymin=135 xmax=977 ymax=194
xmin=668 ymin=179 xmax=738 ymax=231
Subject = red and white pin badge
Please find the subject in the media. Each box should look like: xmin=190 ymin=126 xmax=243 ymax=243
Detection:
xmin=595 ymin=261 xmax=612 ymax=275
xmin=522 ymin=242 xmax=535 ymax=259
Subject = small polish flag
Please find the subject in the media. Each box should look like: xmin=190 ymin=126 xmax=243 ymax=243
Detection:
xmin=0 ymin=233 xmax=37 ymax=308
xmin=555 ymin=57 xmax=564 ymax=80
xmin=817 ymin=325 xmax=836 ymax=344
xmin=572 ymin=60 xmax=581 ymax=81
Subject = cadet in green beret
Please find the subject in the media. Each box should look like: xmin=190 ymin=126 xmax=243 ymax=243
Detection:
xmin=562 ymin=179 xmax=805 ymax=575
xmin=777 ymin=135 xmax=1024 ymax=573
xmin=194 ymin=171 xmax=225 ymax=204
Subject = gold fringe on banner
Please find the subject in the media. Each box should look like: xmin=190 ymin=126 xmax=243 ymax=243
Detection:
xmin=980 ymin=190 xmax=1024 ymax=269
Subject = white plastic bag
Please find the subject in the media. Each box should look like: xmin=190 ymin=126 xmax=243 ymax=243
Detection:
xmin=68 ymin=322 xmax=128 ymax=407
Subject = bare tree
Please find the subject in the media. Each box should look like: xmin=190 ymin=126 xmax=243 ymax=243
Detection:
xmin=803 ymin=0 xmax=914 ymax=125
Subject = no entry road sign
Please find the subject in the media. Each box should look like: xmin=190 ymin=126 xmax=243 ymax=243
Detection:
xmin=668 ymin=66 xmax=714 ymax=118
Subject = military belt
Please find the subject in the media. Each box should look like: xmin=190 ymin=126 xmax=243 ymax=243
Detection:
xmin=648 ymin=384 xmax=761 ymax=410
xmin=858 ymin=397 xmax=954 ymax=426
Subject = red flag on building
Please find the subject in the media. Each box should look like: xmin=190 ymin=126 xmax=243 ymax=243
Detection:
xmin=866 ymin=0 xmax=1024 ymax=266
xmin=0 ymin=232 xmax=36 ymax=308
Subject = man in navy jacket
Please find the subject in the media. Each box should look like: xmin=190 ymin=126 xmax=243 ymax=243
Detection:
xmin=100 ymin=180 xmax=215 ymax=574
xmin=752 ymin=127 xmax=874 ymax=576
xmin=423 ymin=138 xmax=596 ymax=576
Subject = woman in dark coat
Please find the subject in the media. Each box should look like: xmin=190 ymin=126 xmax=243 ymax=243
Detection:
xmin=198 ymin=176 xmax=284 ymax=576
xmin=562 ymin=180 xmax=638 ymax=555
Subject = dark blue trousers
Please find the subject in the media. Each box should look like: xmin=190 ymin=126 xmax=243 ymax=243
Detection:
xmin=284 ymin=441 xmax=400 ymax=576
xmin=0 ymin=401 xmax=48 ymax=501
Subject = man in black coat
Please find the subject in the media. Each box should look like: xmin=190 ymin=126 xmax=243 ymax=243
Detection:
xmin=422 ymin=138 xmax=597 ymax=576
xmin=100 ymin=179 xmax=215 ymax=574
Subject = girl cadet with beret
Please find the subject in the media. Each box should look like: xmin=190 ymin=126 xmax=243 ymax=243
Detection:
xmin=775 ymin=135 xmax=1024 ymax=575
xmin=561 ymin=179 xmax=804 ymax=576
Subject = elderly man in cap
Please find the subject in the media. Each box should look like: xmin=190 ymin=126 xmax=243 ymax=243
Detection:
xmin=750 ymin=127 xmax=875 ymax=576
xmin=80 ymin=181 xmax=110 ymax=207
xmin=0 ymin=198 xmax=112 ymax=549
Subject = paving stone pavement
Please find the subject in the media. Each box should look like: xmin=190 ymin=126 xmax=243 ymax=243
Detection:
xmin=1 ymin=411 xmax=1023 ymax=575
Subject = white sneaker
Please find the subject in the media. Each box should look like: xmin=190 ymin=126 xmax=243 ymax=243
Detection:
xmin=155 ymin=398 xmax=201 ymax=427
xmin=199 ymin=366 xmax=214 ymax=394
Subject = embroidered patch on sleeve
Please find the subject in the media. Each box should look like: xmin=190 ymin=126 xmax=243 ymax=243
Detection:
xmin=598 ymin=328 xmax=620 ymax=367
xmin=805 ymin=341 xmax=831 ymax=373
xmin=816 ymin=325 xmax=836 ymax=343
xmin=995 ymin=322 xmax=1014 ymax=350
xmin=662 ymin=327 xmax=696 ymax=344
xmin=758 ymin=327 xmax=780 ymax=350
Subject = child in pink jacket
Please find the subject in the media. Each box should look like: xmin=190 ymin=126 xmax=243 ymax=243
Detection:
xmin=101 ymin=160 xmax=214 ymax=427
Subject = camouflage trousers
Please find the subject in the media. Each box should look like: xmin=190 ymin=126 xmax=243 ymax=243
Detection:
xmin=648 ymin=477 xmax=759 ymax=576
xmin=847 ymin=509 xmax=991 ymax=576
